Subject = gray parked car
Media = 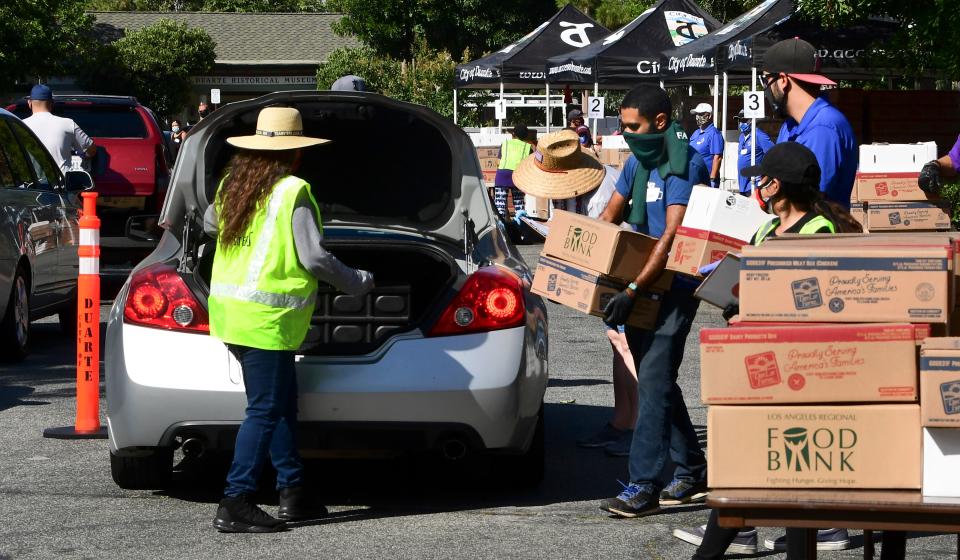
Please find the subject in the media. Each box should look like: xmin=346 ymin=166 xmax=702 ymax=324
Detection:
xmin=105 ymin=91 xmax=550 ymax=490
xmin=0 ymin=108 xmax=93 ymax=361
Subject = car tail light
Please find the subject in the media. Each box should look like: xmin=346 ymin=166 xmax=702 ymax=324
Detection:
xmin=428 ymin=266 xmax=525 ymax=337
xmin=123 ymin=263 xmax=209 ymax=333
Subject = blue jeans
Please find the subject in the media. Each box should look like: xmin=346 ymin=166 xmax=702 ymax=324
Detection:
xmin=224 ymin=345 xmax=304 ymax=497
xmin=624 ymin=289 xmax=706 ymax=488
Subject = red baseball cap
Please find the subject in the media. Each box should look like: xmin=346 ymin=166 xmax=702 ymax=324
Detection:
xmin=762 ymin=37 xmax=836 ymax=86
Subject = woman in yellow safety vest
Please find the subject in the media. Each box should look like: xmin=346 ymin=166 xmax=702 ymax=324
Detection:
xmin=677 ymin=141 xmax=864 ymax=559
xmin=493 ymin=124 xmax=532 ymax=219
xmin=204 ymin=107 xmax=374 ymax=533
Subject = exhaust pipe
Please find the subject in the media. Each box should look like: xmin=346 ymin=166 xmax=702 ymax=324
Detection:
xmin=181 ymin=437 xmax=206 ymax=459
xmin=440 ymin=438 xmax=468 ymax=461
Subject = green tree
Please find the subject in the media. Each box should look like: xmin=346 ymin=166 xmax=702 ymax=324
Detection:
xmin=797 ymin=0 xmax=960 ymax=78
xmin=85 ymin=0 xmax=328 ymax=10
xmin=316 ymin=42 xmax=491 ymax=126
xmin=77 ymin=19 xmax=215 ymax=117
xmin=0 ymin=0 xmax=94 ymax=92
xmin=557 ymin=0 xmax=764 ymax=29
xmin=328 ymin=0 xmax=557 ymax=60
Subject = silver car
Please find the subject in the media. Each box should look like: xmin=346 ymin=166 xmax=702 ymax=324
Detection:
xmin=0 ymin=108 xmax=92 ymax=361
xmin=106 ymin=92 xmax=550 ymax=489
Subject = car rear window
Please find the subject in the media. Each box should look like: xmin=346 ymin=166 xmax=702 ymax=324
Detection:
xmin=58 ymin=106 xmax=147 ymax=138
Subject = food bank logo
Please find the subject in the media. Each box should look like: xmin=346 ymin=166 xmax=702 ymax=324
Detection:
xmin=768 ymin=427 xmax=857 ymax=472
xmin=941 ymin=380 xmax=960 ymax=415
xmin=564 ymin=226 xmax=597 ymax=257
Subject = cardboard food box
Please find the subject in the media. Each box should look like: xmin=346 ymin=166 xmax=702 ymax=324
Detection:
xmin=476 ymin=147 xmax=499 ymax=159
xmin=524 ymin=195 xmax=552 ymax=219
xmin=599 ymin=149 xmax=631 ymax=167
xmin=855 ymin=172 xmax=933 ymax=202
xmin=859 ymin=142 xmax=937 ymax=173
xmin=482 ymin=169 xmax=496 ymax=184
xmin=708 ymin=405 xmax=921 ymax=489
xmin=478 ymin=156 xmax=500 ymax=171
xmin=739 ymin=244 xmax=952 ymax=323
xmin=866 ymin=201 xmax=952 ymax=231
xmin=667 ymin=186 xmax=774 ymax=277
xmin=531 ymin=255 xmax=662 ymax=329
xmin=543 ymin=210 xmax=658 ymax=281
xmin=728 ymin=318 xmax=932 ymax=346
xmin=700 ymin=323 xmax=919 ymax=404
xmin=920 ymin=338 xmax=960 ymax=427
xmin=923 ymin=427 xmax=960 ymax=498
xmin=850 ymin=202 xmax=867 ymax=230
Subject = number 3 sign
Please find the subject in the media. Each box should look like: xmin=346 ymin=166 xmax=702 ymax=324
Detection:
xmin=742 ymin=91 xmax=765 ymax=119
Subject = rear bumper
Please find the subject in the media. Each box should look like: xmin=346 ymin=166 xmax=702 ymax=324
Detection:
xmin=106 ymin=316 xmax=547 ymax=455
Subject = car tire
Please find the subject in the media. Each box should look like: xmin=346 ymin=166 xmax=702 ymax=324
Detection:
xmin=110 ymin=448 xmax=173 ymax=490
xmin=0 ymin=267 xmax=30 ymax=362
xmin=495 ymin=403 xmax=545 ymax=488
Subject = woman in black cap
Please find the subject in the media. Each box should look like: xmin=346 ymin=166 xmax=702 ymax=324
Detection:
xmin=673 ymin=142 xmax=873 ymax=560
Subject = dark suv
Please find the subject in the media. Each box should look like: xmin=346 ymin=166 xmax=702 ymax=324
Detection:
xmin=9 ymin=95 xmax=171 ymax=280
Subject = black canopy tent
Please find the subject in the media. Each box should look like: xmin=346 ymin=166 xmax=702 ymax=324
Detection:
xmin=545 ymin=0 xmax=721 ymax=88
xmin=453 ymin=4 xmax=609 ymax=129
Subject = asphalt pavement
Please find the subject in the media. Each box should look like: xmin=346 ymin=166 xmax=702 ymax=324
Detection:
xmin=0 ymin=242 xmax=957 ymax=559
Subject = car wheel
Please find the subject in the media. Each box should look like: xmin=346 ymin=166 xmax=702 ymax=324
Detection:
xmin=110 ymin=448 xmax=173 ymax=490
xmin=495 ymin=403 xmax=545 ymax=488
xmin=0 ymin=267 xmax=30 ymax=362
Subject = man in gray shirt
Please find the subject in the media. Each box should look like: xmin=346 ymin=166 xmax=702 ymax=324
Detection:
xmin=23 ymin=84 xmax=96 ymax=172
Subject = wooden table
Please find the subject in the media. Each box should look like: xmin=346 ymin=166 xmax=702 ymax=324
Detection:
xmin=708 ymin=489 xmax=960 ymax=559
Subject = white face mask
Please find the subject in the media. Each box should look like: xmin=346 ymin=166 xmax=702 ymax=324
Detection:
xmin=171 ymin=126 xmax=180 ymax=133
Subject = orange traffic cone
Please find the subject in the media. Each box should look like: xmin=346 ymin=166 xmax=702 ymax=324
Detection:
xmin=44 ymin=192 xmax=107 ymax=439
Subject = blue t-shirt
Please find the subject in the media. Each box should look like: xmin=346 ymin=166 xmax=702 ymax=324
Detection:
xmin=777 ymin=97 xmax=858 ymax=208
xmin=615 ymin=146 xmax=710 ymax=239
xmin=737 ymin=128 xmax=775 ymax=193
xmin=689 ymin=123 xmax=724 ymax=176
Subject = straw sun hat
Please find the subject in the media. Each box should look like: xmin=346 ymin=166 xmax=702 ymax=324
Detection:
xmin=512 ymin=129 xmax=604 ymax=199
xmin=226 ymin=107 xmax=330 ymax=151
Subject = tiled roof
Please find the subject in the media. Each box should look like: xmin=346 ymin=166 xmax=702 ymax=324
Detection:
xmin=90 ymin=11 xmax=360 ymax=65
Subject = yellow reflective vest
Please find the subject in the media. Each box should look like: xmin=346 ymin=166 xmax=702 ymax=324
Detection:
xmin=752 ymin=214 xmax=836 ymax=246
xmin=498 ymin=138 xmax=531 ymax=171
xmin=208 ymin=175 xmax=321 ymax=351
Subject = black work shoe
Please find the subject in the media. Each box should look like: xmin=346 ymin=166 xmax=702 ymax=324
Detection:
xmin=213 ymin=495 xmax=286 ymax=533
xmin=277 ymin=486 xmax=328 ymax=521
xmin=598 ymin=482 xmax=660 ymax=518
xmin=659 ymin=478 xmax=709 ymax=506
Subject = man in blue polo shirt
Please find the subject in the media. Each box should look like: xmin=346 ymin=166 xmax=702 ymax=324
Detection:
xmin=689 ymin=103 xmax=723 ymax=188
xmin=596 ymin=84 xmax=710 ymax=519
xmin=734 ymin=110 xmax=774 ymax=195
xmin=760 ymin=37 xmax=857 ymax=208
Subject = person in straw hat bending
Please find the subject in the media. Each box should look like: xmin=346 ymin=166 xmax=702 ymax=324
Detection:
xmin=204 ymin=107 xmax=374 ymax=533
xmin=514 ymin=130 xmax=639 ymax=456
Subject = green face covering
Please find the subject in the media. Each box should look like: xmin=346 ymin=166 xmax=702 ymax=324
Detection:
xmin=621 ymin=122 xmax=691 ymax=226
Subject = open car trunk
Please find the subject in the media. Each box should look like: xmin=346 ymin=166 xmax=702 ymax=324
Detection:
xmin=196 ymin=239 xmax=460 ymax=356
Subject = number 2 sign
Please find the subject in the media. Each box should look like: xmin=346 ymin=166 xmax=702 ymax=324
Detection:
xmin=742 ymin=91 xmax=765 ymax=119
xmin=588 ymin=96 xmax=605 ymax=119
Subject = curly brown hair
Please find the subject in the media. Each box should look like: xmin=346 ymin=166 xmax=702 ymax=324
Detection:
xmin=217 ymin=150 xmax=298 ymax=247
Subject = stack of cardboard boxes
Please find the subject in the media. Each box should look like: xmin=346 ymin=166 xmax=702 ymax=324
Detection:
xmin=598 ymin=135 xmax=631 ymax=170
xmin=919 ymin=337 xmax=960 ymax=498
xmin=701 ymin=233 xmax=960 ymax=492
xmin=530 ymin=210 xmax=672 ymax=329
xmin=851 ymin=143 xmax=951 ymax=233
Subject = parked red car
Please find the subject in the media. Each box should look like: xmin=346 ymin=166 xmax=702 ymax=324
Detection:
xmin=9 ymin=95 xmax=172 ymax=279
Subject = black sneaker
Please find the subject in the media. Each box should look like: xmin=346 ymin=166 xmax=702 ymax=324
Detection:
xmin=659 ymin=478 xmax=709 ymax=506
xmin=213 ymin=495 xmax=286 ymax=533
xmin=598 ymin=482 xmax=660 ymax=518
xmin=672 ymin=524 xmax=758 ymax=554
xmin=278 ymin=486 xmax=328 ymax=521
xmin=764 ymin=528 xmax=852 ymax=551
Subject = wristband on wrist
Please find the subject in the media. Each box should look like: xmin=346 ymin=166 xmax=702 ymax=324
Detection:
xmin=627 ymin=282 xmax=638 ymax=292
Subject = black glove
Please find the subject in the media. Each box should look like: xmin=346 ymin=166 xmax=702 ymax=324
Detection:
xmin=918 ymin=160 xmax=942 ymax=194
xmin=603 ymin=290 xmax=636 ymax=326
xmin=722 ymin=303 xmax=740 ymax=322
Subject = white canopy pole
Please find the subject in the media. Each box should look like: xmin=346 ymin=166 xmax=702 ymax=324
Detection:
xmin=546 ymin=83 xmax=551 ymax=133
xmin=721 ymin=71 xmax=729 ymax=187
xmin=498 ymin=81 xmax=505 ymax=132
xmin=453 ymin=88 xmax=458 ymax=125
xmin=592 ymin=81 xmax=599 ymax=138
xmin=712 ymin=73 xmax=719 ymax=128
xmin=750 ymin=66 xmax=757 ymax=193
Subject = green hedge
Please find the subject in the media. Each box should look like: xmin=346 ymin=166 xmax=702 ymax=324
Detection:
xmin=939 ymin=181 xmax=960 ymax=229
